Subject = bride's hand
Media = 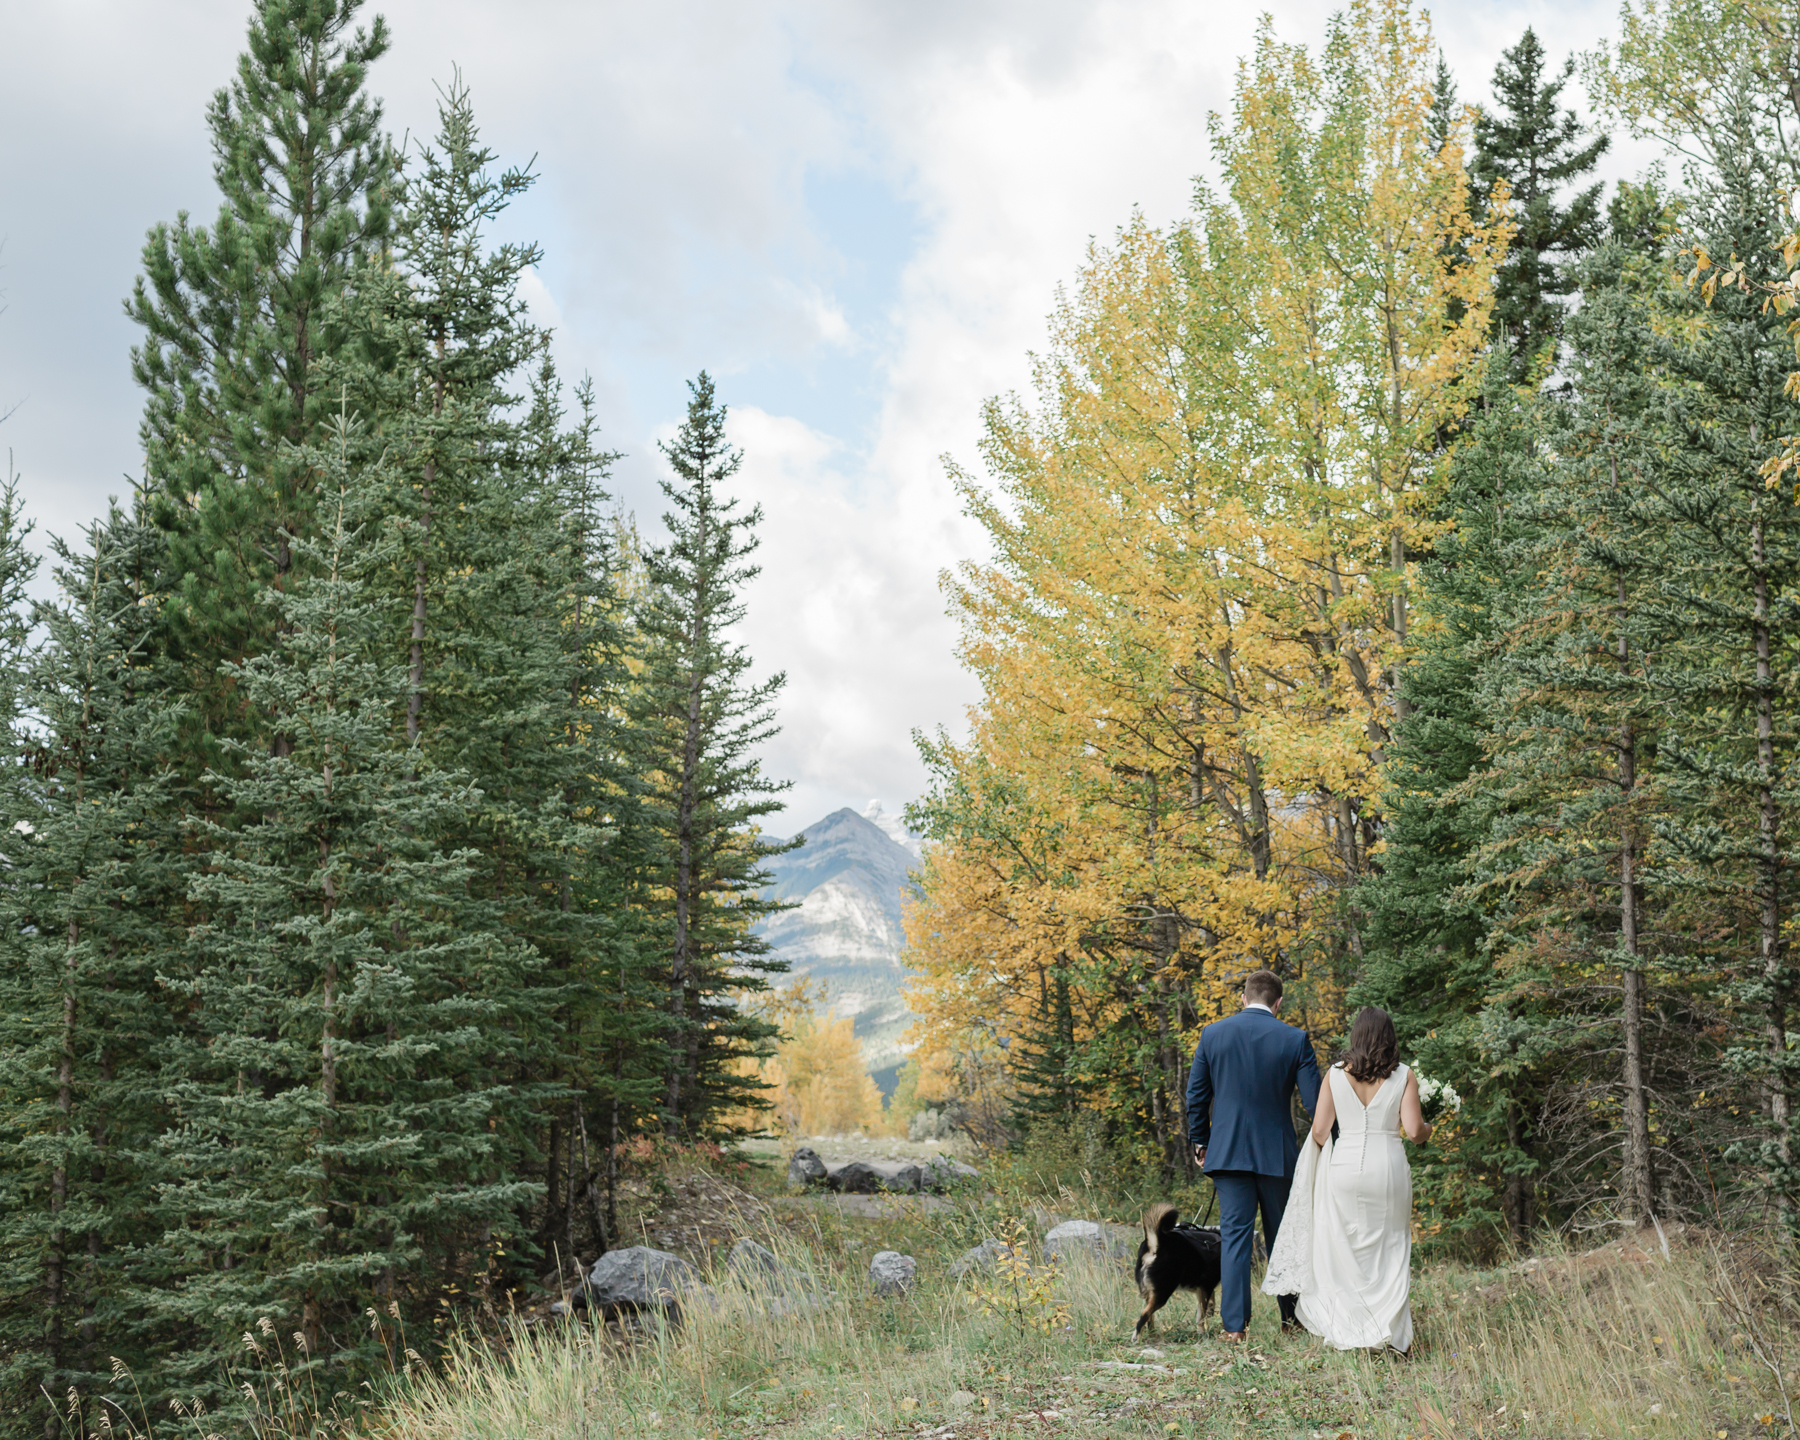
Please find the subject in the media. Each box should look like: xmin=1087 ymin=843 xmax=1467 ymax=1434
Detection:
xmin=1310 ymin=1069 xmax=1336 ymax=1146
xmin=1400 ymin=1069 xmax=1432 ymax=1144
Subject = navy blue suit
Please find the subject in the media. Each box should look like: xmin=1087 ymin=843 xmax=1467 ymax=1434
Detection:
xmin=1186 ymin=1005 xmax=1322 ymax=1333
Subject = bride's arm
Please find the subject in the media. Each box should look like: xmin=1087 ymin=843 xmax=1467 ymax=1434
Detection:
xmin=1400 ymin=1069 xmax=1433 ymax=1144
xmin=1310 ymin=1067 xmax=1337 ymax=1146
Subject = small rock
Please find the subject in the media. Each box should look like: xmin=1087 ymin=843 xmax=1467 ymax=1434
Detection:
xmin=726 ymin=1236 xmax=825 ymax=1306
xmin=787 ymin=1146 xmax=827 ymax=1189
xmin=547 ymin=1299 xmax=571 ymax=1316
xmin=1138 ymin=1346 xmax=1165 ymax=1360
xmin=828 ymin=1160 xmax=884 ymax=1194
xmin=951 ymin=1238 xmax=1016 ymax=1278
xmin=869 ymin=1250 xmax=917 ymax=1296
xmin=727 ymin=1237 xmax=783 ymax=1283
xmin=949 ymin=1390 xmax=977 ymax=1411
xmin=1647 ymin=1403 xmax=1664 ymax=1416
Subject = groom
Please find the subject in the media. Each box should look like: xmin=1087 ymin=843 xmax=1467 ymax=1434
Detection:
xmin=1186 ymin=969 xmax=1322 ymax=1341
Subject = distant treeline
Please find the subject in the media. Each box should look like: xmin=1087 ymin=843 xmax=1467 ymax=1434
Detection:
xmin=0 ymin=1 xmax=792 ymax=1432
xmin=907 ymin=0 xmax=1800 ymax=1253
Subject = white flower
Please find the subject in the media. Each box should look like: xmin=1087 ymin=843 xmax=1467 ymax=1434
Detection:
xmin=1416 ymin=1072 xmax=1462 ymax=1113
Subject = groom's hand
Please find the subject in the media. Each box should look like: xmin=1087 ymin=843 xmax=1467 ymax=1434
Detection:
xmin=1192 ymin=1144 xmax=1205 ymax=1168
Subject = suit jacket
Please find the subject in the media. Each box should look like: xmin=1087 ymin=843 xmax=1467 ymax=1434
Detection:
xmin=1186 ymin=1006 xmax=1322 ymax=1179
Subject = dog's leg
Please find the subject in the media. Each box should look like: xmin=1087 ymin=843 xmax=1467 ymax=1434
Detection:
xmin=1133 ymin=1290 xmax=1167 ymax=1339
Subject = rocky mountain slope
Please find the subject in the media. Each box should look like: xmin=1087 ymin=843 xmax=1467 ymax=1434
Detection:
xmin=759 ymin=803 xmax=920 ymax=1087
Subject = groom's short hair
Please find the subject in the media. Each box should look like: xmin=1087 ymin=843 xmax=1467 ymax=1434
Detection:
xmin=1243 ymin=970 xmax=1283 ymax=1007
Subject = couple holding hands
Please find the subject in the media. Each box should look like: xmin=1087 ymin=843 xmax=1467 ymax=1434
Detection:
xmin=1187 ymin=970 xmax=1431 ymax=1353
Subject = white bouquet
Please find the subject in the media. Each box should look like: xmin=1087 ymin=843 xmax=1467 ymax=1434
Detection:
xmin=1414 ymin=1070 xmax=1462 ymax=1121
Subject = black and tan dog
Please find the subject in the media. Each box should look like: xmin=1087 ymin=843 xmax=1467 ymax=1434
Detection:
xmin=1133 ymin=1202 xmax=1222 ymax=1337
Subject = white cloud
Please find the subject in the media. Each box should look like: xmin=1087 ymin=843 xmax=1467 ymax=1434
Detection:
xmin=0 ymin=0 xmax=1645 ymax=829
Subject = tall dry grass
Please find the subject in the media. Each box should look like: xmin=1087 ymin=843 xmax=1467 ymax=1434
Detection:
xmin=373 ymin=1227 xmax=1800 ymax=1439
xmin=64 ymin=1220 xmax=1800 ymax=1438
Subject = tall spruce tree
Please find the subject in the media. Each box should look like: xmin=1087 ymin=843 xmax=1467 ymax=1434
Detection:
xmin=1637 ymin=85 xmax=1800 ymax=1226
xmin=1467 ymin=245 xmax=1671 ymax=1229
xmin=1357 ymin=358 xmax=1553 ymax=1245
xmin=629 ymin=374 xmax=791 ymax=1139
xmin=147 ymin=448 xmax=542 ymax=1399
xmin=128 ymin=0 xmax=392 ymax=770
xmin=329 ymin=80 xmax=669 ymax=1275
xmin=0 ymin=497 xmax=186 ymax=1438
xmin=1474 ymin=28 xmax=1609 ymax=378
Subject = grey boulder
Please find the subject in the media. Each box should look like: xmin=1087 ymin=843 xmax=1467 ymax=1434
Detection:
xmin=726 ymin=1237 xmax=824 ymax=1307
xmin=786 ymin=1146 xmax=828 ymax=1189
xmin=950 ymin=1238 xmax=1018 ymax=1278
xmin=585 ymin=1246 xmax=712 ymax=1320
xmin=824 ymin=1158 xmax=980 ymax=1195
xmin=869 ymin=1250 xmax=917 ymax=1296
xmin=919 ymin=1156 xmax=980 ymax=1191
xmin=828 ymin=1160 xmax=919 ymax=1194
xmin=726 ymin=1237 xmax=783 ymax=1284
xmin=1043 ymin=1219 xmax=1136 ymax=1262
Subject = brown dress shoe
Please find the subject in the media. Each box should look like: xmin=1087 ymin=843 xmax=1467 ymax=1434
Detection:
xmin=1221 ymin=1330 xmax=1247 ymax=1343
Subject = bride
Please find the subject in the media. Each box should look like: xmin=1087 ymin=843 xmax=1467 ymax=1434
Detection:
xmin=1263 ymin=1006 xmax=1431 ymax=1353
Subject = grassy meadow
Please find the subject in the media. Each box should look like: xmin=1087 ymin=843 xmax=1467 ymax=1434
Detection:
xmin=85 ymin=1143 xmax=1800 ymax=1440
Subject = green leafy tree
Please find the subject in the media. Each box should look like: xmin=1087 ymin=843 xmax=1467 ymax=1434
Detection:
xmin=1636 ymin=91 xmax=1800 ymax=1227
xmin=1468 ymin=245 xmax=1673 ymax=1231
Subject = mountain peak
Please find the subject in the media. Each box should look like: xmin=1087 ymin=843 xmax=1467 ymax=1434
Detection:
xmin=757 ymin=802 xmax=923 ymax=1081
xmin=861 ymin=799 xmax=923 ymax=858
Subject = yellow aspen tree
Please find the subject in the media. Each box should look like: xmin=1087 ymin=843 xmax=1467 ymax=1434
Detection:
xmin=907 ymin=0 xmax=1506 ymax=1165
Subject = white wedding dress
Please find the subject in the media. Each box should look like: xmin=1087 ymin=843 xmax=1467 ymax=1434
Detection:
xmin=1263 ymin=1062 xmax=1414 ymax=1352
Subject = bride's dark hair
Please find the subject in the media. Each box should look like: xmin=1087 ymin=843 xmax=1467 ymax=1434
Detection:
xmin=1342 ymin=1006 xmax=1399 ymax=1084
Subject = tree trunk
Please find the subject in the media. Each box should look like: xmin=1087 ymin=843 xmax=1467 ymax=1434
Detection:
xmin=43 ymin=922 xmax=77 ymax=1440
xmin=1505 ymin=1099 xmax=1532 ymax=1246
xmin=1753 ymin=511 xmax=1791 ymax=1212
xmin=1615 ymin=565 xmax=1656 ymax=1225
xmin=666 ymin=493 xmax=710 ymax=1134
xmin=408 ymin=322 xmax=448 ymax=749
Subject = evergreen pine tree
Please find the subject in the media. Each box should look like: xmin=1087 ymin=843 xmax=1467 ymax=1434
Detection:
xmin=1635 ymin=84 xmax=1800 ymax=1224
xmin=0 ymin=496 xmax=186 ymax=1437
xmin=128 ymin=0 xmax=392 ymax=770
xmin=1357 ymin=358 xmax=1552 ymax=1244
xmin=1427 ymin=51 xmax=1460 ymax=158
xmin=146 ymin=444 xmax=541 ymax=1399
xmin=629 ymin=374 xmax=791 ymax=1139
xmin=336 ymin=79 xmax=657 ymax=1280
xmin=1474 ymin=28 xmax=1609 ymax=377
xmin=1468 ymin=243 xmax=1671 ymax=1228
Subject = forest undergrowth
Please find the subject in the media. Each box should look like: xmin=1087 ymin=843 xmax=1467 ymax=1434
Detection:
xmin=62 ymin=1147 xmax=1800 ymax=1440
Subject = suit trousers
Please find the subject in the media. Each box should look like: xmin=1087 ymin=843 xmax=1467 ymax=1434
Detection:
xmin=1211 ymin=1169 xmax=1298 ymax=1334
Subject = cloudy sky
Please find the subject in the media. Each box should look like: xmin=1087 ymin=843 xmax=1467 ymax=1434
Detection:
xmin=0 ymin=0 xmax=1640 ymax=830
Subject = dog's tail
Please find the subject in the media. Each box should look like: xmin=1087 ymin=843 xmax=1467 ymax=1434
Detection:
xmin=1141 ymin=1202 xmax=1179 ymax=1257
